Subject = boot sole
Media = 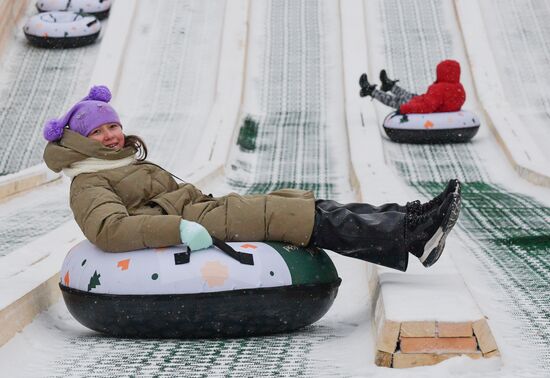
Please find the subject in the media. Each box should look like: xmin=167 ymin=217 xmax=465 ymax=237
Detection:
xmin=419 ymin=193 xmax=461 ymax=267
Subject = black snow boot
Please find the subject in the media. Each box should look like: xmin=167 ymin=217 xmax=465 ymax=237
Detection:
xmin=407 ymin=179 xmax=462 ymax=215
xmin=309 ymin=199 xmax=409 ymax=271
xmin=359 ymin=73 xmax=377 ymax=97
xmin=379 ymin=69 xmax=399 ymax=92
xmin=406 ymin=192 xmax=462 ymax=267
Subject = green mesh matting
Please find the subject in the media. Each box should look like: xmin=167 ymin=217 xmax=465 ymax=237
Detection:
xmin=50 ymin=325 xmax=336 ymax=377
xmin=227 ymin=0 xmax=344 ymax=200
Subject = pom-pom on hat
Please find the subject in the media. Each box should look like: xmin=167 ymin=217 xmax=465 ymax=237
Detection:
xmin=43 ymin=85 xmax=121 ymax=142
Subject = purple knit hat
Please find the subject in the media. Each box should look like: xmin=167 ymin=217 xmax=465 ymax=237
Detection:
xmin=43 ymin=86 xmax=121 ymax=142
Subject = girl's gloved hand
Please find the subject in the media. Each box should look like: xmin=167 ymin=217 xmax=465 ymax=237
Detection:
xmin=179 ymin=220 xmax=213 ymax=251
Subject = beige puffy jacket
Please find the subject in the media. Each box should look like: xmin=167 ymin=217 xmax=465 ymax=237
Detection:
xmin=43 ymin=131 xmax=316 ymax=252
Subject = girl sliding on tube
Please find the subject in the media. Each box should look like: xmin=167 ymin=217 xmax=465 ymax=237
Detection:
xmin=43 ymin=86 xmax=461 ymax=272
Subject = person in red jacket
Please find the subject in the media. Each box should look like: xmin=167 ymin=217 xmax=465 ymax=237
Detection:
xmin=359 ymin=60 xmax=466 ymax=114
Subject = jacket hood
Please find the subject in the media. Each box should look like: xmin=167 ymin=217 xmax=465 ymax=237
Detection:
xmin=43 ymin=130 xmax=136 ymax=172
xmin=435 ymin=60 xmax=461 ymax=84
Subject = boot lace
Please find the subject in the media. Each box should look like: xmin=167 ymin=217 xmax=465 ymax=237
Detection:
xmin=406 ymin=200 xmax=422 ymax=215
xmin=420 ymin=196 xmax=440 ymax=212
xmin=406 ymin=210 xmax=431 ymax=230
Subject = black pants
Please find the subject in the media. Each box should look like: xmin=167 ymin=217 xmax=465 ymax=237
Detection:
xmin=309 ymin=200 xmax=408 ymax=271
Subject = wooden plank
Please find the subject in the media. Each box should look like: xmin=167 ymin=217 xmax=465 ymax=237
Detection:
xmin=0 ymin=273 xmax=60 ymax=347
xmin=376 ymin=320 xmax=401 ymax=353
xmin=393 ymin=353 xmax=455 ymax=368
xmin=472 ymin=318 xmax=498 ymax=354
xmin=393 ymin=352 xmax=483 ymax=368
xmin=0 ymin=0 xmax=29 ymax=57
xmin=483 ymin=349 xmax=501 ymax=359
xmin=400 ymin=321 xmax=436 ymax=337
xmin=438 ymin=322 xmax=473 ymax=337
xmin=400 ymin=337 xmax=478 ymax=354
xmin=0 ymin=173 xmax=47 ymax=200
xmin=374 ymin=351 xmax=392 ymax=367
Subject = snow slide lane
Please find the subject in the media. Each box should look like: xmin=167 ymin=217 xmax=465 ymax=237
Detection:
xmin=226 ymin=0 xmax=351 ymax=199
xmin=0 ymin=0 xmax=108 ymax=256
xmin=0 ymin=1 xmax=101 ymax=176
xmin=0 ymin=1 xmax=377 ymax=376
xmin=365 ymin=0 xmax=550 ymax=375
xmin=115 ymin=0 xmax=225 ymax=178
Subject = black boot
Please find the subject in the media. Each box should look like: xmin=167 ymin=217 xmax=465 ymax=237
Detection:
xmin=309 ymin=199 xmax=409 ymax=271
xmin=379 ymin=69 xmax=399 ymax=92
xmin=407 ymin=179 xmax=461 ymax=216
xmin=406 ymin=192 xmax=461 ymax=267
xmin=359 ymin=73 xmax=376 ymax=97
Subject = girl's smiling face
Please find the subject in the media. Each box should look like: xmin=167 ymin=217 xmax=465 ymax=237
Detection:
xmin=87 ymin=123 xmax=125 ymax=149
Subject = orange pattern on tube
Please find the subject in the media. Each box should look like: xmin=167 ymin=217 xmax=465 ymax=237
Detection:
xmin=117 ymin=259 xmax=130 ymax=271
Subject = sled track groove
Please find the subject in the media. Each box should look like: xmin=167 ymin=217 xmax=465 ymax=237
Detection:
xmin=485 ymin=0 xmax=550 ymax=113
xmin=0 ymin=0 xmax=222 ymax=257
xmin=50 ymin=325 xmax=336 ymax=377
xmin=36 ymin=2 xmax=334 ymax=376
xmin=379 ymin=0 xmax=550 ymax=372
xmin=1 ymin=2 xmax=344 ymax=376
xmin=228 ymin=0 xmax=340 ymax=200
xmin=122 ymin=0 xmax=196 ymax=172
xmin=0 ymin=3 xmax=98 ymax=255
xmin=120 ymin=0 xmax=226 ymax=176
xmin=478 ymin=0 xmax=550 ymax=158
xmin=0 ymin=13 xmax=98 ymax=175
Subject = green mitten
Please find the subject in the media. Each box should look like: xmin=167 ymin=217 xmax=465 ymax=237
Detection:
xmin=179 ymin=220 xmax=213 ymax=251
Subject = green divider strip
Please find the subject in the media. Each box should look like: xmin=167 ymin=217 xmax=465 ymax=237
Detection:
xmin=411 ymin=180 xmax=550 ymax=347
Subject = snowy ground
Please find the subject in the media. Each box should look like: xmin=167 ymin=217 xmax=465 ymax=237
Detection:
xmin=0 ymin=0 xmax=549 ymax=377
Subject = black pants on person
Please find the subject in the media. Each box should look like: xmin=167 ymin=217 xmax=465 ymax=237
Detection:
xmin=309 ymin=200 xmax=409 ymax=271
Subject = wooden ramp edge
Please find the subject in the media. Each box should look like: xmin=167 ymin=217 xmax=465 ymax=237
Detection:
xmin=0 ymin=0 xmax=29 ymax=57
xmin=369 ymin=265 xmax=500 ymax=369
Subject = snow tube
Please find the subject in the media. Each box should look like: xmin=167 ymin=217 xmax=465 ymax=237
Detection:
xmin=383 ymin=110 xmax=480 ymax=144
xmin=36 ymin=0 xmax=112 ymax=19
xmin=23 ymin=11 xmax=100 ymax=49
xmin=60 ymin=239 xmax=341 ymax=338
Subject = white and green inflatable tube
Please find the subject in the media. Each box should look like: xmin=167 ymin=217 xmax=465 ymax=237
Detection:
xmin=60 ymin=240 xmax=341 ymax=338
xmin=36 ymin=0 xmax=112 ymax=19
xmin=23 ymin=11 xmax=101 ymax=48
xmin=383 ymin=110 xmax=480 ymax=144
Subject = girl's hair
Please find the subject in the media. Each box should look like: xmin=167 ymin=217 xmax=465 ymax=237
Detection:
xmin=124 ymin=135 xmax=148 ymax=161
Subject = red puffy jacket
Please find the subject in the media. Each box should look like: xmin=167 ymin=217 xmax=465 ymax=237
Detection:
xmin=399 ymin=60 xmax=466 ymax=114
